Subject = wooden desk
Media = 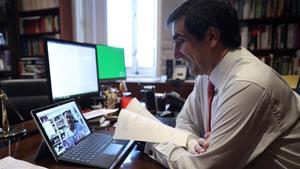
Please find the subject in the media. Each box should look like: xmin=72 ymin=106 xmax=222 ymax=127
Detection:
xmin=0 ymin=121 xmax=166 ymax=169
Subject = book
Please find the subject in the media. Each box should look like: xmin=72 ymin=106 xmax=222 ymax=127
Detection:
xmin=281 ymin=56 xmax=291 ymax=75
xmin=248 ymin=27 xmax=259 ymax=50
xmin=249 ymin=0 xmax=256 ymax=19
xmin=255 ymin=0 xmax=262 ymax=18
xmin=243 ymin=0 xmax=250 ymax=19
xmin=261 ymin=0 xmax=267 ymax=17
xmin=236 ymin=0 xmax=244 ymax=19
xmin=287 ymin=24 xmax=295 ymax=48
xmin=260 ymin=26 xmax=269 ymax=49
xmin=292 ymin=50 xmax=300 ymax=75
xmin=241 ymin=26 xmax=248 ymax=48
xmin=19 ymin=0 xmax=59 ymax=11
xmin=277 ymin=0 xmax=284 ymax=17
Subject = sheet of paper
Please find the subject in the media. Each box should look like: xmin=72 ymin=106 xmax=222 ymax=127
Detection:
xmin=113 ymin=109 xmax=189 ymax=147
xmin=83 ymin=108 xmax=118 ymax=120
xmin=0 ymin=156 xmax=47 ymax=169
xmin=125 ymin=98 xmax=159 ymax=121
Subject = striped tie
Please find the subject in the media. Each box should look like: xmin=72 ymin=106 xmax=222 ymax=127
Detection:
xmin=207 ymin=80 xmax=215 ymax=133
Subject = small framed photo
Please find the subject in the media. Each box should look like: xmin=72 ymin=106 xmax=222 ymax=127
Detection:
xmin=172 ymin=65 xmax=187 ymax=80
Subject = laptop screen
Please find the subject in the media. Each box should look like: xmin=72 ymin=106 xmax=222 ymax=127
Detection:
xmin=34 ymin=101 xmax=91 ymax=156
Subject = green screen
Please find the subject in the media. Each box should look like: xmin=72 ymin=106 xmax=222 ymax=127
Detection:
xmin=96 ymin=45 xmax=126 ymax=80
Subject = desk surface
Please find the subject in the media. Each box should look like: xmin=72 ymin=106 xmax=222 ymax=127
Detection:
xmin=0 ymin=121 xmax=166 ymax=169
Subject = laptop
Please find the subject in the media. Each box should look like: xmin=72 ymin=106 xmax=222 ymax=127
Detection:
xmin=31 ymin=99 xmax=133 ymax=169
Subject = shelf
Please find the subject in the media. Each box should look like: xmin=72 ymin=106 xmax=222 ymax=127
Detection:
xmin=20 ymin=31 xmax=60 ymax=37
xmin=13 ymin=0 xmax=73 ymax=79
xmin=240 ymin=16 xmax=300 ymax=25
xmin=250 ymin=48 xmax=300 ymax=56
xmin=0 ymin=70 xmax=13 ymax=76
xmin=19 ymin=8 xmax=59 ymax=17
xmin=21 ymin=55 xmax=44 ymax=58
xmin=0 ymin=15 xmax=14 ymax=22
xmin=0 ymin=45 xmax=9 ymax=50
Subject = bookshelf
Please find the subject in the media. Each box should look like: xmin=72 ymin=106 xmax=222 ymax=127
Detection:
xmin=0 ymin=0 xmax=18 ymax=79
xmin=232 ymin=0 xmax=300 ymax=75
xmin=16 ymin=0 xmax=73 ymax=79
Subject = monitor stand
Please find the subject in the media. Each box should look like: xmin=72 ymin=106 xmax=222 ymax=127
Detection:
xmin=35 ymin=141 xmax=54 ymax=161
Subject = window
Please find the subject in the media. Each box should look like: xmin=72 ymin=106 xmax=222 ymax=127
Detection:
xmin=107 ymin=0 xmax=157 ymax=77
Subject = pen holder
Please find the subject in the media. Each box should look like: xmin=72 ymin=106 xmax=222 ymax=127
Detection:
xmin=141 ymin=85 xmax=157 ymax=114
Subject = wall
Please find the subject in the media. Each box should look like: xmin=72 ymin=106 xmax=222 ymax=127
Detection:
xmin=158 ymin=0 xmax=185 ymax=77
xmin=72 ymin=0 xmax=186 ymax=77
xmin=72 ymin=0 xmax=107 ymax=44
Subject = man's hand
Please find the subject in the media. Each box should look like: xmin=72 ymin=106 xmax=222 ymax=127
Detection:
xmin=194 ymin=132 xmax=210 ymax=154
xmin=187 ymin=132 xmax=210 ymax=154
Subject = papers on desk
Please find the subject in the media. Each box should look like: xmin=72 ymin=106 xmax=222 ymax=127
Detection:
xmin=0 ymin=156 xmax=47 ymax=169
xmin=83 ymin=108 xmax=119 ymax=120
xmin=113 ymin=98 xmax=190 ymax=147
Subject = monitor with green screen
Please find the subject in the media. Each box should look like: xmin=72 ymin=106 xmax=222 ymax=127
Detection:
xmin=96 ymin=45 xmax=126 ymax=80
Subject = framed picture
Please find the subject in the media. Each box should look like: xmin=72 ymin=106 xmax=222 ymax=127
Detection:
xmin=172 ymin=65 xmax=187 ymax=80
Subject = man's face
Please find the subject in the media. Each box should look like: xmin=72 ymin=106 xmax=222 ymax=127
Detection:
xmin=66 ymin=114 xmax=75 ymax=127
xmin=171 ymin=17 xmax=211 ymax=75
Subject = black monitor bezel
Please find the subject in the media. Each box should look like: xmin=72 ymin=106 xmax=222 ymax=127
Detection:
xmin=44 ymin=38 xmax=100 ymax=102
xmin=96 ymin=44 xmax=127 ymax=81
xmin=30 ymin=98 xmax=92 ymax=160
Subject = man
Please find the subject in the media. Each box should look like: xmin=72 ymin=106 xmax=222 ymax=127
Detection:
xmin=145 ymin=0 xmax=300 ymax=168
xmin=63 ymin=110 xmax=86 ymax=146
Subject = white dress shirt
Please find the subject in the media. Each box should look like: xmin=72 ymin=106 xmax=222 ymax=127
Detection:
xmin=146 ymin=48 xmax=300 ymax=169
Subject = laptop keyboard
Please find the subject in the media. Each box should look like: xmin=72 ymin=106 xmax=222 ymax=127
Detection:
xmin=61 ymin=133 xmax=112 ymax=163
xmin=157 ymin=117 xmax=176 ymax=127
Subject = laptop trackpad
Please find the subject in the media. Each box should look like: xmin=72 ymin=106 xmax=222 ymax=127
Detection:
xmin=103 ymin=143 xmax=123 ymax=155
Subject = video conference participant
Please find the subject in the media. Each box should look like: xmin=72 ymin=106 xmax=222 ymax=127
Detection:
xmin=145 ymin=0 xmax=300 ymax=168
xmin=63 ymin=110 xmax=86 ymax=146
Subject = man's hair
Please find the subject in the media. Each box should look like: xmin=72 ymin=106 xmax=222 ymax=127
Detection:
xmin=167 ymin=0 xmax=241 ymax=49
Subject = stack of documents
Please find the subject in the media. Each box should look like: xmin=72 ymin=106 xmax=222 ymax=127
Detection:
xmin=83 ymin=108 xmax=119 ymax=120
xmin=113 ymin=98 xmax=191 ymax=147
xmin=0 ymin=156 xmax=47 ymax=169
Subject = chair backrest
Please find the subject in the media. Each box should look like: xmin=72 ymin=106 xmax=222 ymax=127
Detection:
xmin=295 ymin=77 xmax=300 ymax=95
xmin=0 ymin=79 xmax=51 ymax=125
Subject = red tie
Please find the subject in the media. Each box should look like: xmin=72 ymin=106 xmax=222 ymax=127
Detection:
xmin=207 ymin=80 xmax=215 ymax=133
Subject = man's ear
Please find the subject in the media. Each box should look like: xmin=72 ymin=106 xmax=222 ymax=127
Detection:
xmin=206 ymin=27 xmax=220 ymax=48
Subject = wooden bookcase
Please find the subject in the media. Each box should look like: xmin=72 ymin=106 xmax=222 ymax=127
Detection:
xmin=0 ymin=0 xmax=18 ymax=79
xmin=16 ymin=0 xmax=73 ymax=79
xmin=233 ymin=0 xmax=300 ymax=75
xmin=102 ymin=80 xmax=194 ymax=100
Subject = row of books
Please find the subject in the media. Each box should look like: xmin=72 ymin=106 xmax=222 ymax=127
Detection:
xmin=20 ymin=15 xmax=59 ymax=35
xmin=260 ymin=51 xmax=300 ymax=75
xmin=241 ymin=23 xmax=300 ymax=50
xmin=231 ymin=0 xmax=300 ymax=19
xmin=18 ymin=57 xmax=46 ymax=78
xmin=21 ymin=34 xmax=60 ymax=57
xmin=0 ymin=50 xmax=11 ymax=71
xmin=0 ymin=25 xmax=8 ymax=45
xmin=0 ymin=0 xmax=13 ymax=15
xmin=18 ymin=0 xmax=59 ymax=11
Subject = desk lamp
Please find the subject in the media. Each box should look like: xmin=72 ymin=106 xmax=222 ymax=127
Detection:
xmin=0 ymin=89 xmax=27 ymax=139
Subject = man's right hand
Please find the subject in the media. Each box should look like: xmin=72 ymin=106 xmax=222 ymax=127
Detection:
xmin=194 ymin=132 xmax=210 ymax=154
xmin=187 ymin=132 xmax=210 ymax=154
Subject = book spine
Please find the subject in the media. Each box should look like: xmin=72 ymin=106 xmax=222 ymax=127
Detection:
xmin=255 ymin=0 xmax=262 ymax=18
xmin=241 ymin=26 xmax=249 ymax=48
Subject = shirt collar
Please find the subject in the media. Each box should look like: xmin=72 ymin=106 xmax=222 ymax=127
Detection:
xmin=209 ymin=47 xmax=244 ymax=91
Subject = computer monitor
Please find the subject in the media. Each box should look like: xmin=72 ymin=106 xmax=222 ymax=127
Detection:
xmin=96 ymin=45 xmax=126 ymax=81
xmin=44 ymin=38 xmax=99 ymax=102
